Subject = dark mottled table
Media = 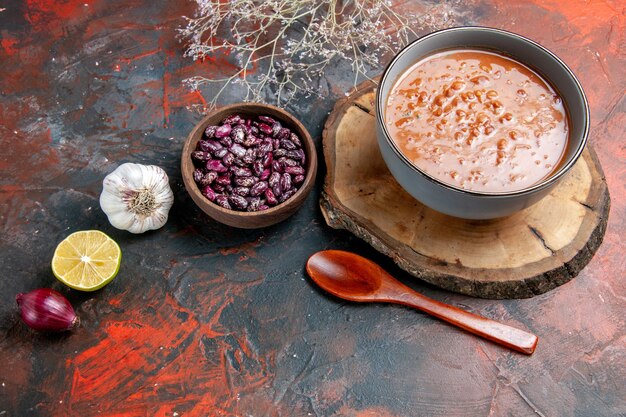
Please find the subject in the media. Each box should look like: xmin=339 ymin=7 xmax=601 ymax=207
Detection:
xmin=1 ymin=1 xmax=624 ymax=416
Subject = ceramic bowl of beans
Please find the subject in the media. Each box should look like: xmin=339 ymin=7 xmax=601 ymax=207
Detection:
xmin=376 ymin=26 xmax=589 ymax=219
xmin=182 ymin=103 xmax=317 ymax=228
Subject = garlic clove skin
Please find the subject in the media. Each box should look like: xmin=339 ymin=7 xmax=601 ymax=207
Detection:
xmin=100 ymin=163 xmax=174 ymax=234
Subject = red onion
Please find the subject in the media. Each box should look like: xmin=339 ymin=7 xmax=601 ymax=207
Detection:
xmin=16 ymin=288 xmax=79 ymax=332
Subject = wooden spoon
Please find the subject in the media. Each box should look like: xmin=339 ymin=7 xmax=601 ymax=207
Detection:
xmin=306 ymin=250 xmax=538 ymax=355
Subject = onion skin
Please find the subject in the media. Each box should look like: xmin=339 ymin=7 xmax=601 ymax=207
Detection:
xmin=16 ymin=289 xmax=79 ymax=332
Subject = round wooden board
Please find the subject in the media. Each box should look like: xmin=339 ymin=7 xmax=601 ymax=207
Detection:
xmin=321 ymin=81 xmax=610 ymax=299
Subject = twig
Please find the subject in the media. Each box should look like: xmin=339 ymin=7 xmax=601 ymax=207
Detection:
xmin=179 ymin=0 xmax=460 ymax=110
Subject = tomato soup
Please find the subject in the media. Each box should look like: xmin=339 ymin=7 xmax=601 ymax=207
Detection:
xmin=385 ymin=49 xmax=568 ymax=193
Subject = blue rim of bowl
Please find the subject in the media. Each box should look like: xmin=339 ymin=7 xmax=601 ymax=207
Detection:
xmin=376 ymin=26 xmax=590 ymax=198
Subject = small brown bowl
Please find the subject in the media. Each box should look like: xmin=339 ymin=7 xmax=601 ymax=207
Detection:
xmin=181 ymin=103 xmax=317 ymax=228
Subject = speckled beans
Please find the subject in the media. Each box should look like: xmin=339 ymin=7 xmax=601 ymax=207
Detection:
xmin=193 ymin=114 xmax=307 ymax=212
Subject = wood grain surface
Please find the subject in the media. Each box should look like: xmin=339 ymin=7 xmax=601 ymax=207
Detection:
xmin=0 ymin=1 xmax=624 ymax=416
xmin=321 ymin=83 xmax=610 ymax=298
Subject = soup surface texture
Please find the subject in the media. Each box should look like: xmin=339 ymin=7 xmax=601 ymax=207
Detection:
xmin=385 ymin=49 xmax=568 ymax=193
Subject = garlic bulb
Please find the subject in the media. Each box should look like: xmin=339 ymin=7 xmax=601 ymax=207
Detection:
xmin=100 ymin=163 xmax=174 ymax=234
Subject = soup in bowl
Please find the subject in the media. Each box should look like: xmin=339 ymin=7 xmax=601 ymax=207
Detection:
xmin=376 ymin=27 xmax=589 ymax=219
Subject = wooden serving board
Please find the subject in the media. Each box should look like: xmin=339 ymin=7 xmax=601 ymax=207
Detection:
xmin=321 ymin=81 xmax=610 ymax=299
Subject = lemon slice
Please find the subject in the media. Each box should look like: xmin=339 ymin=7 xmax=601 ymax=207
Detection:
xmin=52 ymin=230 xmax=121 ymax=291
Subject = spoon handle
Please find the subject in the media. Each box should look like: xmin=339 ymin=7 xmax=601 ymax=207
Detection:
xmin=389 ymin=288 xmax=538 ymax=354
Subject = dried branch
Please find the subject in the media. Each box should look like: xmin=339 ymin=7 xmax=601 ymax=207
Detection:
xmin=179 ymin=0 xmax=459 ymax=110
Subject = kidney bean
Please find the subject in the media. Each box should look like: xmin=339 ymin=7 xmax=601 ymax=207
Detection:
xmin=290 ymin=132 xmax=302 ymax=148
xmin=231 ymin=125 xmax=245 ymax=143
xmin=280 ymin=158 xmax=297 ymax=168
xmin=250 ymin=181 xmax=268 ymax=196
xmin=286 ymin=150 xmax=303 ymax=161
xmin=233 ymin=158 xmax=247 ymax=167
xmin=212 ymin=184 xmax=225 ymax=193
xmin=234 ymin=176 xmax=257 ymax=187
xmin=214 ymin=148 xmax=228 ymax=158
xmin=222 ymin=152 xmax=235 ymax=166
xmin=215 ymin=174 xmax=231 ymax=186
xmin=223 ymin=114 xmax=243 ymax=125
xmin=297 ymin=149 xmax=306 ymax=164
xmin=285 ymin=165 xmax=305 ymax=176
xmin=258 ymin=115 xmax=276 ymax=124
xmin=219 ymin=136 xmax=233 ymax=148
xmin=198 ymin=140 xmax=211 ymax=152
xmin=277 ymin=128 xmax=291 ymax=140
xmin=247 ymin=196 xmax=261 ymax=212
xmin=279 ymin=188 xmax=297 ymax=203
xmin=192 ymin=151 xmax=211 ymax=164
xmin=193 ymin=168 xmax=204 ymax=184
xmin=258 ymin=123 xmax=273 ymax=135
xmin=259 ymin=169 xmax=271 ymax=181
xmin=201 ymin=171 xmax=218 ymax=186
xmin=243 ymin=149 xmax=256 ymax=164
xmin=271 ymin=121 xmax=282 ymax=137
xmin=253 ymin=160 xmax=264 ymax=176
xmin=232 ymin=167 xmax=252 ymax=177
xmin=272 ymin=179 xmax=284 ymax=196
xmin=264 ymin=189 xmax=278 ymax=206
xmin=272 ymin=138 xmax=281 ymax=150
xmin=202 ymin=186 xmax=216 ymax=201
xmin=251 ymin=126 xmax=259 ymax=135
xmin=273 ymin=148 xmax=287 ymax=158
xmin=232 ymin=186 xmax=250 ymax=197
xmin=243 ymin=134 xmax=259 ymax=147
xmin=268 ymin=171 xmax=281 ymax=188
xmin=215 ymin=124 xmax=232 ymax=138
xmin=262 ymin=152 xmax=273 ymax=168
xmin=206 ymin=160 xmax=228 ymax=172
xmin=280 ymin=139 xmax=297 ymax=150
xmin=258 ymin=204 xmax=269 ymax=211
xmin=204 ymin=125 xmax=218 ymax=138
xmin=229 ymin=143 xmax=246 ymax=158
xmin=271 ymin=160 xmax=283 ymax=173
xmin=215 ymin=194 xmax=231 ymax=209
xmin=194 ymin=171 xmax=210 ymax=188
xmin=293 ymin=174 xmax=305 ymax=185
xmin=228 ymin=194 xmax=248 ymax=210
xmin=280 ymin=172 xmax=292 ymax=191
xmin=202 ymin=140 xmax=223 ymax=154
xmin=258 ymin=140 xmax=273 ymax=155
xmin=232 ymin=134 xmax=245 ymax=146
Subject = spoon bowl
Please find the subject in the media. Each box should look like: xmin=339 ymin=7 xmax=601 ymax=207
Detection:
xmin=306 ymin=250 xmax=382 ymax=300
xmin=307 ymin=250 xmax=538 ymax=355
